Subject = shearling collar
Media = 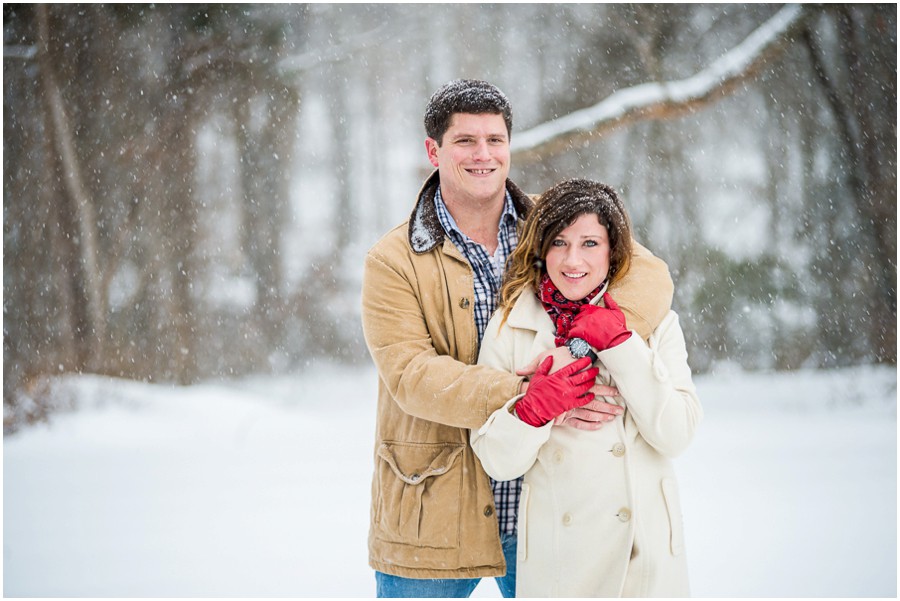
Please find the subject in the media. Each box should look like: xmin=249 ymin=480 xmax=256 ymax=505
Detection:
xmin=407 ymin=170 xmax=534 ymax=254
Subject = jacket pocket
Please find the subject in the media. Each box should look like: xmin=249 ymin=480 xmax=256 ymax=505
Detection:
xmin=517 ymin=482 xmax=530 ymax=562
xmin=660 ymin=477 xmax=685 ymax=556
xmin=376 ymin=441 xmax=465 ymax=548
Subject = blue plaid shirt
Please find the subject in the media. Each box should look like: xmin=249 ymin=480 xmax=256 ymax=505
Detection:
xmin=434 ymin=185 xmax=523 ymax=536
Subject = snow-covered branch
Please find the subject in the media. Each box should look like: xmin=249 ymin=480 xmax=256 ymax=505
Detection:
xmin=511 ymin=4 xmax=812 ymax=162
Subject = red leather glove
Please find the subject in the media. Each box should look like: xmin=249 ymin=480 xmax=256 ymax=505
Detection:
xmin=514 ymin=356 xmax=599 ymax=427
xmin=569 ymin=292 xmax=632 ymax=351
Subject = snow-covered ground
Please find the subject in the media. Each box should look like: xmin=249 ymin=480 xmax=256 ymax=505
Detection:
xmin=4 ymin=363 xmax=896 ymax=597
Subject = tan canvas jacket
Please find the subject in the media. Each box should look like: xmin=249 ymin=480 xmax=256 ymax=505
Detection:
xmin=361 ymin=170 xmax=674 ymax=579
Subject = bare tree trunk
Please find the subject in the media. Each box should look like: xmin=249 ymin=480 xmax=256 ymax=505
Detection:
xmin=804 ymin=14 xmax=896 ymax=362
xmin=166 ymin=129 xmax=200 ymax=384
xmin=839 ymin=6 xmax=897 ymax=361
xmin=332 ymin=71 xmax=354 ymax=256
xmin=34 ymin=4 xmax=106 ymax=368
xmin=255 ymin=87 xmax=297 ymax=348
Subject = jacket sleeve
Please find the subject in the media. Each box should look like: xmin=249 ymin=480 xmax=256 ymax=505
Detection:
xmin=469 ymin=315 xmax=552 ymax=481
xmin=599 ymin=312 xmax=702 ymax=458
xmin=608 ymin=241 xmax=674 ymax=342
xmin=361 ymin=247 xmax=524 ymax=430
xmin=470 ymin=398 xmax=552 ymax=481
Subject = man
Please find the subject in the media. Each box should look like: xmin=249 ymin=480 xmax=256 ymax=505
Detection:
xmin=361 ymin=79 xmax=673 ymax=597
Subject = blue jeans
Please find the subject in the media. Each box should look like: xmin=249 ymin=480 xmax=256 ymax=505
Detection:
xmin=375 ymin=532 xmax=517 ymax=598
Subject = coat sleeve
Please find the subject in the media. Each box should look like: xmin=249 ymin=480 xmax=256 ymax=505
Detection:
xmin=599 ymin=312 xmax=702 ymax=458
xmin=608 ymin=241 xmax=674 ymax=342
xmin=361 ymin=246 xmax=524 ymax=430
xmin=469 ymin=314 xmax=552 ymax=481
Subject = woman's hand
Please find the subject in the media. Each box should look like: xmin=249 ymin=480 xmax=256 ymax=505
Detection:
xmin=513 ymin=356 xmax=599 ymax=427
xmin=569 ymin=292 xmax=632 ymax=351
xmin=517 ymin=347 xmax=619 ymax=397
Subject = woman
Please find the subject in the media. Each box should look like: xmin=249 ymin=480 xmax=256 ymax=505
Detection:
xmin=471 ymin=179 xmax=702 ymax=597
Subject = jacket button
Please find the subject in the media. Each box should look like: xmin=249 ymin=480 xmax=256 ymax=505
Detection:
xmin=483 ymin=505 xmax=493 ymax=517
xmin=459 ymin=297 xmax=470 ymax=309
xmin=617 ymin=507 xmax=632 ymax=522
xmin=611 ymin=443 xmax=626 ymax=457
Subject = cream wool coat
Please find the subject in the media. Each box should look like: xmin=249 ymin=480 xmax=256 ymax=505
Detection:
xmin=471 ymin=291 xmax=702 ymax=597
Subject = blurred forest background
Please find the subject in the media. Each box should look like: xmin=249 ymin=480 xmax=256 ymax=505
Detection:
xmin=3 ymin=4 xmax=896 ymax=429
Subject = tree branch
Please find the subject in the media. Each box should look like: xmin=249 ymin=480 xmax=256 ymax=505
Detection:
xmin=511 ymin=4 xmax=814 ymax=163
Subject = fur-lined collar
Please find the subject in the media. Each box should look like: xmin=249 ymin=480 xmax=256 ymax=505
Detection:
xmin=407 ymin=170 xmax=535 ymax=254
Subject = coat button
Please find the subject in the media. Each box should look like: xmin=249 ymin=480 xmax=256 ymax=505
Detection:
xmin=483 ymin=505 xmax=494 ymax=517
xmin=617 ymin=507 xmax=632 ymax=522
xmin=611 ymin=443 xmax=626 ymax=457
xmin=562 ymin=512 xmax=573 ymax=526
xmin=459 ymin=297 xmax=470 ymax=309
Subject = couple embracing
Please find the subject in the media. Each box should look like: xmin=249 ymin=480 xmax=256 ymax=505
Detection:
xmin=361 ymin=79 xmax=702 ymax=598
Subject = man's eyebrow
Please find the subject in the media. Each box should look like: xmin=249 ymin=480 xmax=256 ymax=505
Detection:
xmin=449 ymin=132 xmax=508 ymax=140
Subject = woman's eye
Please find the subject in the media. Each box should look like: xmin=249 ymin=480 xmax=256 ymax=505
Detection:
xmin=584 ymin=240 xmax=597 ymax=247
xmin=551 ymin=239 xmax=566 ymax=247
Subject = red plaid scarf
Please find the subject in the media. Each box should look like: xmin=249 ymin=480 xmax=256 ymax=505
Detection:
xmin=538 ymin=273 xmax=604 ymax=347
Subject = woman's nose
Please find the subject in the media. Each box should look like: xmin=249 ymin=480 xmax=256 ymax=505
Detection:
xmin=563 ymin=247 xmax=582 ymax=265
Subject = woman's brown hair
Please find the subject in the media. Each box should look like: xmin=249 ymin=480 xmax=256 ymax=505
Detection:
xmin=498 ymin=179 xmax=633 ymax=325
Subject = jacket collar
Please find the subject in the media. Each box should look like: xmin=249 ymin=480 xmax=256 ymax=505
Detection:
xmin=407 ymin=170 xmax=534 ymax=254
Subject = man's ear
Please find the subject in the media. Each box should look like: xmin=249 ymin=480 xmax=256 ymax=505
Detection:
xmin=425 ymin=138 xmax=440 ymax=168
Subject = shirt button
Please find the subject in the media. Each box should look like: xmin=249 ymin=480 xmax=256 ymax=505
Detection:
xmin=484 ymin=505 xmax=494 ymax=517
xmin=611 ymin=443 xmax=626 ymax=457
xmin=553 ymin=449 xmax=564 ymax=464
xmin=562 ymin=512 xmax=573 ymax=526
xmin=617 ymin=507 xmax=632 ymax=522
xmin=459 ymin=297 xmax=470 ymax=309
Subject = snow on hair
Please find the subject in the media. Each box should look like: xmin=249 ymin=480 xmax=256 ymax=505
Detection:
xmin=424 ymin=79 xmax=513 ymax=143
xmin=534 ymin=179 xmax=632 ymax=261
xmin=497 ymin=179 xmax=633 ymax=325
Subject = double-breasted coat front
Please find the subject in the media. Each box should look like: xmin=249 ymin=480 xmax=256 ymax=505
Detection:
xmin=471 ymin=290 xmax=702 ymax=597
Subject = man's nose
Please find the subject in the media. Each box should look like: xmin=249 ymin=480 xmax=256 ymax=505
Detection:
xmin=472 ymin=139 xmax=490 ymax=160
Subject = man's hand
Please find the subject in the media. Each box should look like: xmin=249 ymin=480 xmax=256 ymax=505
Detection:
xmin=554 ymin=397 xmax=623 ymax=430
xmin=517 ymin=346 xmax=575 ymax=377
xmin=514 ymin=356 xmax=599 ymax=427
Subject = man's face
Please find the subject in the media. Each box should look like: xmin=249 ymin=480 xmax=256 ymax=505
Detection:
xmin=425 ymin=113 xmax=510 ymax=207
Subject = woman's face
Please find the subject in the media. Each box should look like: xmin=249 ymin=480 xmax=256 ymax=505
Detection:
xmin=545 ymin=212 xmax=610 ymax=301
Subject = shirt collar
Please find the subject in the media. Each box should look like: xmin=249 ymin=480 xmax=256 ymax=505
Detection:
xmin=434 ymin=185 xmax=519 ymax=246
